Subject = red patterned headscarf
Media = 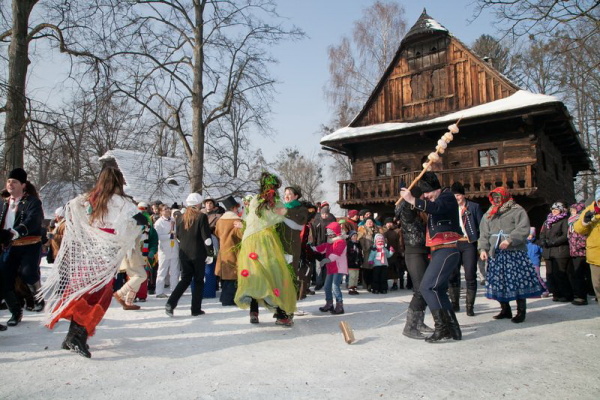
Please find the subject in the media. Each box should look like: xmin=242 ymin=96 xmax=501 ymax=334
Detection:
xmin=487 ymin=187 xmax=513 ymax=219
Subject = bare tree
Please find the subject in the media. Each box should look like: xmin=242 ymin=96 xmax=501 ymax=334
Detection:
xmin=101 ymin=0 xmax=303 ymax=192
xmin=0 ymin=0 xmax=103 ymax=175
xmin=473 ymin=0 xmax=600 ymax=57
xmin=322 ymin=1 xmax=407 ymax=180
xmin=325 ymin=1 xmax=407 ymax=128
xmin=274 ymin=147 xmax=323 ymax=204
xmin=511 ymin=38 xmax=563 ymax=95
xmin=205 ymin=94 xmax=271 ymax=180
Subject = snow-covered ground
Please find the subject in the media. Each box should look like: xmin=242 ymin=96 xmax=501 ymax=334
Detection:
xmin=1 ymin=263 xmax=599 ymax=400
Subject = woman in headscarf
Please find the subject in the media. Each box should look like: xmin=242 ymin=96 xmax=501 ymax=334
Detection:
xmin=478 ymin=187 xmax=543 ymax=323
xmin=539 ymin=201 xmax=573 ymax=302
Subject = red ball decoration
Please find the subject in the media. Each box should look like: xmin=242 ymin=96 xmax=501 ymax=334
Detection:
xmin=241 ymin=269 xmax=249 ymax=277
xmin=248 ymin=252 xmax=258 ymax=260
xmin=273 ymin=288 xmax=280 ymax=297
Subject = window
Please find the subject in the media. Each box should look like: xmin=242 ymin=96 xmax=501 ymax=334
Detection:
xmin=376 ymin=161 xmax=392 ymax=177
xmin=478 ymin=149 xmax=499 ymax=167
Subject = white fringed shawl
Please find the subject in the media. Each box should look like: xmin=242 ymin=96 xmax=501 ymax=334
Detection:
xmin=41 ymin=194 xmax=141 ymax=326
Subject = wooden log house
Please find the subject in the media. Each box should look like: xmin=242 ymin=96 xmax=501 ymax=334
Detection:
xmin=320 ymin=10 xmax=591 ymax=228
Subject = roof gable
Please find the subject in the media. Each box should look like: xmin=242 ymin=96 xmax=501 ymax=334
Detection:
xmin=351 ymin=10 xmax=519 ymax=127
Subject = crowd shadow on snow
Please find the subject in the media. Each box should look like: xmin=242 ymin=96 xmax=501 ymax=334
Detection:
xmin=0 ymin=286 xmax=597 ymax=362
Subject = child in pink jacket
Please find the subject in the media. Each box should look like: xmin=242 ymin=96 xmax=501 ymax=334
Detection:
xmin=315 ymin=222 xmax=348 ymax=314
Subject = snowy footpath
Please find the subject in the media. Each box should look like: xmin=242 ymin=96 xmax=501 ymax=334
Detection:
xmin=1 ymin=263 xmax=599 ymax=400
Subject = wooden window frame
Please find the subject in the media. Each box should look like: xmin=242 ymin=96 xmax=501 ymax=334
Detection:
xmin=375 ymin=161 xmax=392 ymax=177
xmin=477 ymin=147 xmax=501 ymax=167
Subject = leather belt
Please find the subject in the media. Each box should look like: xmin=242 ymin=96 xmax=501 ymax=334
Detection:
xmin=430 ymin=243 xmax=457 ymax=252
xmin=12 ymin=236 xmax=42 ymax=247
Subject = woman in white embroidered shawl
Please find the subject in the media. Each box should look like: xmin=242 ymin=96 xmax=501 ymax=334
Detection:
xmin=42 ymin=167 xmax=146 ymax=358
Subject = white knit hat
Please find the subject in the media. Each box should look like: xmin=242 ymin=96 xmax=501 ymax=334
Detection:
xmin=185 ymin=193 xmax=203 ymax=207
xmin=54 ymin=206 xmax=65 ymax=218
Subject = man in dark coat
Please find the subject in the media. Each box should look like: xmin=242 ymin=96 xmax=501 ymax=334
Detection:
xmin=279 ymin=186 xmax=308 ymax=300
xmin=0 ymin=168 xmax=45 ymax=327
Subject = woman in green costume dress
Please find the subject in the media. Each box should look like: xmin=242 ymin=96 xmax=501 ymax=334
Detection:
xmin=235 ymin=172 xmax=297 ymax=326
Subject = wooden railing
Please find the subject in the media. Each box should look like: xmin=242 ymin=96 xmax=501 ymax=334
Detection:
xmin=338 ymin=163 xmax=536 ymax=204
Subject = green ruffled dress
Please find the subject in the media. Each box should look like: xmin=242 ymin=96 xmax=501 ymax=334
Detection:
xmin=234 ymin=195 xmax=297 ymax=314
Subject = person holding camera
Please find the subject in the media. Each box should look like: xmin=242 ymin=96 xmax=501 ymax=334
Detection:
xmin=574 ymin=189 xmax=600 ymax=304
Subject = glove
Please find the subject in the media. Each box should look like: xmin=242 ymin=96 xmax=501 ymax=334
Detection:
xmin=133 ymin=213 xmax=148 ymax=226
xmin=584 ymin=210 xmax=595 ymax=223
xmin=205 ymin=256 xmax=214 ymax=264
xmin=0 ymin=229 xmax=14 ymax=246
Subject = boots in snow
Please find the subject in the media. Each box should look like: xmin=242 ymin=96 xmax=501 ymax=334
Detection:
xmin=331 ymin=302 xmax=344 ymax=315
xmin=275 ymin=308 xmax=293 ymax=326
xmin=448 ymin=287 xmax=460 ymax=312
xmin=493 ymin=302 xmax=512 ymax=319
xmin=27 ymin=281 xmax=45 ymax=312
xmin=444 ymin=309 xmax=462 ymax=340
xmin=511 ymin=299 xmax=526 ymax=323
xmin=65 ymin=319 xmax=91 ymax=358
xmin=466 ymin=289 xmax=476 ymax=317
xmin=425 ymin=309 xmax=452 ymax=343
xmin=250 ymin=311 xmax=259 ymax=324
xmin=319 ymin=300 xmax=334 ymax=312
xmin=416 ymin=310 xmax=434 ymax=333
xmin=402 ymin=309 xmax=427 ymax=340
xmin=122 ymin=290 xmax=141 ymax=310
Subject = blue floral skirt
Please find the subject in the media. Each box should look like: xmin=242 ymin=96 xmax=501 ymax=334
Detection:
xmin=485 ymin=249 xmax=544 ymax=302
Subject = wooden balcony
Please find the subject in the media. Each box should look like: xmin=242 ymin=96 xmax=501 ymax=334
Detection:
xmin=338 ymin=163 xmax=536 ymax=206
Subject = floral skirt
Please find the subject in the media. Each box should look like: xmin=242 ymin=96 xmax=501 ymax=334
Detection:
xmin=234 ymin=227 xmax=297 ymax=314
xmin=486 ymin=249 xmax=544 ymax=302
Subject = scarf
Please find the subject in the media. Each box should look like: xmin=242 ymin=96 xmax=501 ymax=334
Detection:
xmin=284 ymin=199 xmax=301 ymax=209
xmin=544 ymin=211 xmax=567 ymax=229
xmin=487 ymin=187 xmax=512 ymax=219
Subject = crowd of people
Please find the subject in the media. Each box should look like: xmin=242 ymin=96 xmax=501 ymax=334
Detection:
xmin=0 ymin=166 xmax=599 ymax=357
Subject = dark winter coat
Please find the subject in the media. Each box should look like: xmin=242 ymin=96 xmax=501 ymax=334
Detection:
xmin=395 ymin=201 xmax=427 ymax=254
xmin=539 ymin=218 xmax=570 ymax=259
xmin=346 ymin=240 xmax=363 ymax=269
xmin=177 ymin=212 xmax=215 ymax=261
xmin=0 ymin=193 xmax=44 ymax=237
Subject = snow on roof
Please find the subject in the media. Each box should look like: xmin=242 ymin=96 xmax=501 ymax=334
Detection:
xmin=39 ymin=180 xmax=91 ymax=220
xmin=424 ymin=18 xmax=447 ymax=32
xmin=100 ymin=149 xmax=254 ymax=205
xmin=322 ymin=90 xmax=560 ymax=144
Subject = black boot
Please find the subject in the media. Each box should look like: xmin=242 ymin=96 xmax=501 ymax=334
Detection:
xmin=5 ymin=291 xmax=22 ymax=327
xmin=493 ymin=302 xmax=512 ymax=319
xmin=511 ymin=299 xmax=526 ymax=323
xmin=64 ymin=320 xmax=91 ymax=358
xmin=319 ymin=300 xmax=334 ymax=312
xmin=425 ymin=309 xmax=452 ymax=343
xmin=27 ymin=281 xmax=45 ymax=312
xmin=465 ymin=289 xmax=476 ymax=317
xmin=444 ymin=309 xmax=462 ymax=340
xmin=448 ymin=287 xmax=460 ymax=312
xmin=402 ymin=309 xmax=427 ymax=340
xmin=0 ymin=323 xmax=6 ymax=331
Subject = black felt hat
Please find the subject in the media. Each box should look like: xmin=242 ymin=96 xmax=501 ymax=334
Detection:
xmin=417 ymin=172 xmax=441 ymax=193
xmin=8 ymin=168 xmax=27 ymax=184
xmin=451 ymin=182 xmax=465 ymax=195
xmin=222 ymin=196 xmax=240 ymax=210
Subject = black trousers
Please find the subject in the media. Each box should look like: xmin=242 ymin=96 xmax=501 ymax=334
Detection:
xmin=219 ymin=280 xmax=237 ymax=306
xmin=546 ymin=257 xmax=573 ymax=300
xmin=420 ymin=247 xmax=460 ymax=311
xmin=405 ymin=252 xmax=429 ymax=311
xmin=448 ymin=241 xmax=478 ymax=291
xmin=167 ymin=254 xmax=205 ymax=314
xmin=569 ymin=257 xmax=591 ymax=300
xmin=371 ymin=265 xmax=388 ymax=292
xmin=0 ymin=243 xmax=42 ymax=313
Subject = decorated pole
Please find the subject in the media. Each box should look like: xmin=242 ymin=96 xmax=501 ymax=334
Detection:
xmin=395 ymin=117 xmax=462 ymax=206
